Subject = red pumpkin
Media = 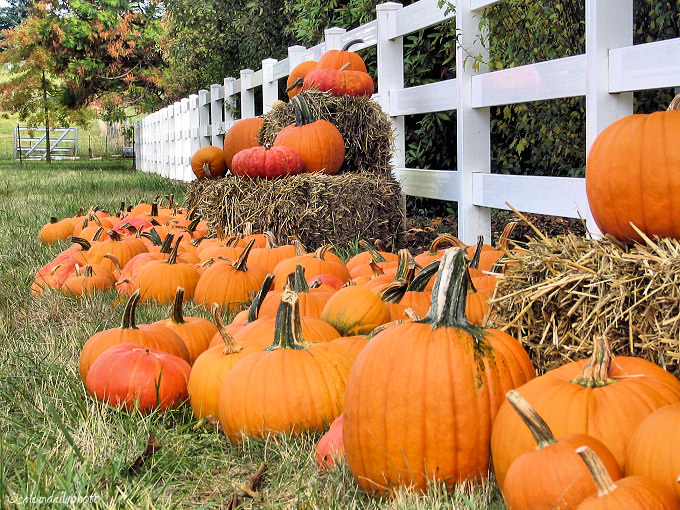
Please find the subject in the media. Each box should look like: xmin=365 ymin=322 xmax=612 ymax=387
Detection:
xmin=223 ymin=117 xmax=264 ymax=170
xmin=303 ymin=63 xmax=374 ymax=97
xmin=230 ymin=145 xmax=304 ymax=179
xmin=316 ymin=414 xmax=345 ymax=470
xmin=85 ymin=344 xmax=191 ymax=413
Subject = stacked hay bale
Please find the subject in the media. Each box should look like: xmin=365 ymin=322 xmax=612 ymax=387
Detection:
xmin=488 ymin=229 xmax=680 ymax=377
xmin=186 ymin=89 xmax=403 ymax=249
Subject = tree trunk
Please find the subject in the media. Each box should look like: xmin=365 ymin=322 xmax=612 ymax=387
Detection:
xmin=42 ymin=70 xmax=51 ymax=164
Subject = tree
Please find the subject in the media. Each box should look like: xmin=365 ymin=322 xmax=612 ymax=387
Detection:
xmin=6 ymin=0 xmax=168 ymax=118
xmin=0 ymin=0 xmax=32 ymax=33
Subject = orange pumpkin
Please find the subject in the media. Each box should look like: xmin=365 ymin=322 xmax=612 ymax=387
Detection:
xmin=223 ymin=117 xmax=264 ymax=170
xmin=286 ymin=60 xmax=318 ymax=98
xmin=316 ymin=39 xmax=367 ymax=72
xmin=190 ymin=145 xmax=228 ymax=179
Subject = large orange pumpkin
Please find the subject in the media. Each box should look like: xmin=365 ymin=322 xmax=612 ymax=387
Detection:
xmin=286 ymin=60 xmax=317 ymax=98
xmin=342 ymin=248 xmax=535 ymax=495
xmin=490 ymin=336 xmax=680 ymax=489
xmin=223 ymin=117 xmax=264 ymax=170
xmin=316 ymin=39 xmax=367 ymax=72
xmin=585 ymin=98 xmax=680 ymax=243
xmin=190 ymin=145 xmax=227 ymax=179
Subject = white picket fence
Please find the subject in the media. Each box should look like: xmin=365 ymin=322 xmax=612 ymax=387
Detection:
xmin=134 ymin=0 xmax=680 ymax=245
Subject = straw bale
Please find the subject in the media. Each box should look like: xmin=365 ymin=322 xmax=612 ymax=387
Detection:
xmin=185 ymin=173 xmax=405 ymax=250
xmin=488 ymin=230 xmax=680 ymax=377
xmin=258 ymin=90 xmax=394 ymax=177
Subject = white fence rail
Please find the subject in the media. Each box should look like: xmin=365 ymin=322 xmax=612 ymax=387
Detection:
xmin=134 ymin=0 xmax=680 ymax=245
xmin=15 ymin=126 xmax=78 ymax=159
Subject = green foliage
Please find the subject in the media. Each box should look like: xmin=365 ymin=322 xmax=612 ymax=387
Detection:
xmin=0 ymin=0 xmax=32 ymax=34
xmin=161 ymin=0 xmax=296 ymax=101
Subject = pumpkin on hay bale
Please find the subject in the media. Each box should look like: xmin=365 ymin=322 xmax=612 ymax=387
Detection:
xmin=488 ymin=221 xmax=680 ymax=377
xmin=185 ymin=172 xmax=404 ymax=250
xmin=258 ymin=89 xmax=394 ymax=177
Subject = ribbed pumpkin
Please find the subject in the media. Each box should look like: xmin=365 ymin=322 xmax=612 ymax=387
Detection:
xmin=39 ymin=216 xmax=75 ymax=244
xmin=85 ymin=230 xmax=148 ymax=271
xmin=345 ymin=239 xmax=399 ymax=274
xmin=152 ymin=287 xmax=218 ymax=365
xmin=193 ymin=239 xmax=267 ymax=312
xmin=320 ymin=284 xmax=391 ymax=336
xmin=501 ymin=390 xmax=622 ymax=510
xmin=223 ymin=117 xmax=264 ymax=170
xmin=625 ymin=402 xmax=680 ymax=503
xmin=316 ymin=39 xmax=367 ymax=72
xmin=230 ymin=145 xmax=304 ymax=179
xmin=259 ymin=265 xmax=333 ymax=319
xmin=217 ymin=289 xmax=355 ymax=442
xmin=247 ymin=232 xmax=297 ymax=273
xmin=273 ymin=94 xmax=345 ymax=175
xmin=61 ymin=264 xmax=117 ymax=296
xmin=490 ymin=336 xmax=680 ymax=489
xmin=272 ymin=244 xmax=350 ymax=290
xmin=342 ymin=248 xmax=536 ymax=495
xmin=286 ymin=60 xmax=317 ymax=98
xmin=303 ymin=63 xmax=374 ymax=97
xmin=575 ymin=446 xmax=680 ymax=510
xmin=585 ymin=98 xmax=680 ymax=243
xmin=190 ymin=145 xmax=227 ymax=179
xmin=85 ymin=344 xmax=191 ymax=413
xmin=79 ymin=290 xmax=190 ymax=382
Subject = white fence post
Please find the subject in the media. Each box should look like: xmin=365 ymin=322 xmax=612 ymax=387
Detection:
xmin=456 ymin=0 xmax=491 ymax=245
xmin=160 ymin=107 xmax=170 ymax=179
xmin=585 ymin=0 xmax=633 ymax=152
xmin=324 ymin=27 xmax=347 ymax=51
xmin=198 ymin=89 xmax=211 ymax=147
xmin=240 ymin=70 xmax=255 ymax=118
xmin=288 ymin=45 xmax=307 ymax=69
xmin=210 ymin=83 xmax=224 ymax=147
xmin=134 ymin=119 xmax=142 ymax=171
xmin=188 ymin=94 xmax=200 ymax=180
xmin=181 ymin=97 xmax=193 ymax=181
xmin=224 ymin=77 xmax=237 ymax=134
xmin=376 ymin=2 xmax=405 ymax=170
xmin=262 ymin=58 xmax=279 ymax=114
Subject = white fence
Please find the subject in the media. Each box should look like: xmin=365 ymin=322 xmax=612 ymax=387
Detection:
xmin=15 ymin=126 xmax=78 ymax=159
xmin=134 ymin=0 xmax=680 ymax=245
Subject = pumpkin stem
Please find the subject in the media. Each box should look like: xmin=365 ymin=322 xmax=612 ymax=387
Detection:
xmin=667 ymin=94 xmax=680 ymax=111
xmin=247 ymin=273 xmax=275 ymax=323
xmin=231 ymin=238 xmax=256 ymax=272
xmin=83 ymin=265 xmax=94 ymax=278
xmin=341 ymin=38 xmax=364 ymax=51
xmin=160 ymin=232 xmax=175 ymax=253
xmin=291 ymin=237 xmax=307 ymax=256
xmin=103 ymin=253 xmax=122 ymax=272
xmin=265 ymin=289 xmax=307 ymax=351
xmin=376 ymin=279 xmax=408 ymax=304
xmin=426 ymin=233 xmax=467 ymax=256
xmin=107 ymin=230 xmax=123 ymax=242
xmin=576 ymin=446 xmax=618 ymax=496
xmin=358 ymin=239 xmax=387 ymax=264
xmin=212 ymin=304 xmax=243 ymax=355
xmin=293 ymin=264 xmax=311 ymax=293
xmin=91 ymin=227 xmax=105 ymax=241
xmin=407 ymin=260 xmax=440 ymax=291
xmin=68 ymin=236 xmax=92 ymax=251
xmin=285 ymin=77 xmax=304 ymax=93
xmin=419 ymin=248 xmax=482 ymax=335
xmin=263 ymin=231 xmax=278 ymax=249
xmin=393 ymin=249 xmax=416 ymax=280
xmin=170 ymin=287 xmax=186 ymax=325
xmin=120 ymin=289 xmax=141 ymax=330
xmin=570 ymin=336 xmax=617 ymax=387
xmin=469 ymin=236 xmax=484 ymax=269
xmin=506 ymin=390 xmax=556 ymax=449
xmin=167 ymin=236 xmax=183 ymax=265
xmin=290 ymin=94 xmax=318 ymax=127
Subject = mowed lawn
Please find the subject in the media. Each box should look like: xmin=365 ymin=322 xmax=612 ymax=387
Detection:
xmin=0 ymin=159 xmax=505 ymax=509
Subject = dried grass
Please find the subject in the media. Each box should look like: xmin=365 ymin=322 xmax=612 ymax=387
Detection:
xmin=488 ymin=228 xmax=680 ymax=376
xmin=186 ymin=173 xmax=405 ymax=250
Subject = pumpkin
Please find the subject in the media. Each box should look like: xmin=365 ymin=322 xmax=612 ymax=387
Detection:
xmin=258 ymin=264 xmax=333 ymax=319
xmin=316 ymin=413 xmax=345 ymax=470
xmin=85 ymin=344 xmax=191 ymax=413
xmin=79 ymin=290 xmax=190 ymax=382
xmin=223 ymin=117 xmax=264 ymax=170
xmin=230 ymin=145 xmax=304 ymax=179
xmin=273 ymin=94 xmax=345 ymax=175
xmin=342 ymin=248 xmax=536 ymax=495
xmin=575 ymin=446 xmax=680 ymax=510
xmin=585 ymin=96 xmax=680 ymax=243
xmin=316 ymin=39 xmax=367 ymax=72
xmin=152 ymin=287 xmax=218 ymax=365
xmin=248 ymin=232 xmax=297 ymax=273
xmin=61 ymin=264 xmax=117 ymax=296
xmin=501 ymin=390 xmax=622 ymax=510
xmin=272 ymin=244 xmax=350 ymax=290
xmin=286 ymin=60 xmax=318 ymax=98
xmin=39 ymin=216 xmax=75 ymax=244
xmin=193 ymin=238 xmax=267 ymax=312
xmin=84 ymin=230 xmax=148 ymax=272
xmin=217 ymin=289 xmax=355 ymax=442
xmin=345 ymin=239 xmax=399 ymax=274
xmin=490 ymin=336 xmax=680 ymax=489
xmin=190 ymin=145 xmax=228 ymax=179
xmin=320 ymin=284 xmax=391 ymax=336
xmin=303 ymin=63 xmax=374 ymax=97
xmin=625 ymin=402 xmax=680 ymax=503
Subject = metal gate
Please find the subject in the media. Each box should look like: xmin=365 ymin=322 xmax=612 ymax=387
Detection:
xmin=14 ymin=127 xmax=78 ymax=159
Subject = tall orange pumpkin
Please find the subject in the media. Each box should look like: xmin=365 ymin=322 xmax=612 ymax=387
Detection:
xmin=585 ymin=99 xmax=680 ymax=243
xmin=342 ymin=248 xmax=535 ymax=495
xmin=223 ymin=117 xmax=264 ymax=170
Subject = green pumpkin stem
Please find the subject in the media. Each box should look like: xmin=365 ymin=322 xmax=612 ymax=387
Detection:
xmin=341 ymin=38 xmax=364 ymax=51
xmin=408 ymin=260 xmax=440 ymax=291
xmin=68 ymin=236 xmax=92 ymax=251
xmin=570 ymin=336 xmax=617 ymax=387
xmin=120 ymin=289 xmax=141 ymax=330
xmin=285 ymin=77 xmax=304 ymax=93
xmin=170 ymin=287 xmax=186 ymax=325
xmin=358 ymin=239 xmax=387 ymax=264
xmin=469 ymin=235 xmax=484 ymax=269
xmin=506 ymin=390 xmax=556 ymax=449
xmin=291 ymin=94 xmax=317 ymax=127
xmin=91 ymin=227 xmax=105 ymax=241
xmin=376 ymin=280 xmax=407 ymax=304
xmin=293 ymin=264 xmax=311 ymax=293
xmin=248 ymin=273 xmax=275 ymax=323
xmin=266 ymin=289 xmax=307 ymax=351
xmin=167 ymin=236 xmax=182 ymax=265
xmin=576 ymin=446 xmax=618 ymax=496
xmin=107 ymin=229 xmax=123 ymax=242
xmin=160 ymin=232 xmax=175 ymax=252
xmin=419 ymin=248 xmax=481 ymax=334
xmin=231 ymin=238 xmax=256 ymax=272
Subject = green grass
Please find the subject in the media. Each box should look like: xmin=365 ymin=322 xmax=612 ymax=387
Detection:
xmin=0 ymin=160 xmax=506 ymax=509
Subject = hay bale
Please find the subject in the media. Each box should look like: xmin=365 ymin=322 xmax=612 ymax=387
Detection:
xmin=186 ymin=173 xmax=405 ymax=250
xmin=259 ymin=90 xmax=395 ymax=177
xmin=488 ymin=230 xmax=680 ymax=377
